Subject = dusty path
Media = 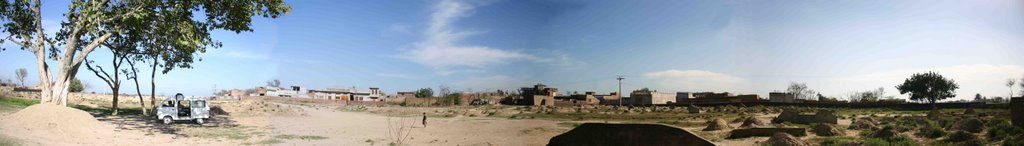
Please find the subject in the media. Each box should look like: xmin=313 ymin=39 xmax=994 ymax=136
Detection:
xmin=269 ymin=106 xmax=568 ymax=146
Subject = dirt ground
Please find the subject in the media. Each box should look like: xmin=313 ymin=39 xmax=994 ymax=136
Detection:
xmin=0 ymin=97 xmax=569 ymax=146
xmin=0 ymin=95 xmax=1011 ymax=146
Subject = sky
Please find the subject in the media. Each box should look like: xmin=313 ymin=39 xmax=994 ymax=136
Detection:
xmin=1 ymin=0 xmax=1023 ymax=101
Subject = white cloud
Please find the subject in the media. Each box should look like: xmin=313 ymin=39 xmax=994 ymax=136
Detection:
xmin=400 ymin=0 xmax=540 ymax=73
xmin=452 ymin=75 xmax=529 ymax=90
xmin=829 ymin=64 xmax=1024 ymax=100
xmin=644 ymin=70 xmax=746 ymax=92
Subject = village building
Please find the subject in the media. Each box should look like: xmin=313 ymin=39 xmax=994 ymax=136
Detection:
xmin=310 ymin=87 xmax=385 ymax=102
xmin=554 ymin=91 xmax=601 ymax=106
xmin=628 ymin=89 xmax=676 ymax=105
xmin=596 ymin=92 xmax=622 ymax=105
xmin=769 ymin=92 xmax=796 ymax=103
xmin=264 ymin=86 xmax=310 ymax=98
xmin=518 ymin=83 xmax=557 ymax=106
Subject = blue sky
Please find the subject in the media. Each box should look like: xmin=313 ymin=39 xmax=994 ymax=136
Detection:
xmin=2 ymin=0 xmax=1023 ymax=101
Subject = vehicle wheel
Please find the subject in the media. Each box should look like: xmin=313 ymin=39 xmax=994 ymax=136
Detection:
xmin=196 ymin=118 xmax=205 ymax=125
xmin=162 ymin=116 xmax=173 ymax=125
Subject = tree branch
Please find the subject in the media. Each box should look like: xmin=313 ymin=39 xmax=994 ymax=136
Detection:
xmin=72 ymin=31 xmax=115 ymax=66
xmin=85 ymin=60 xmax=114 ymax=88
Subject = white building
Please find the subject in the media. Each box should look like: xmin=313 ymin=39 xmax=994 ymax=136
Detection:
xmin=267 ymin=86 xmax=310 ymax=98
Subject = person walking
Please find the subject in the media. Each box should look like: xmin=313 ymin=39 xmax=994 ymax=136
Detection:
xmin=422 ymin=112 xmax=428 ymax=127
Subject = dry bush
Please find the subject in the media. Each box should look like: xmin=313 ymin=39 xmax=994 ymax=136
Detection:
xmin=385 ymin=114 xmax=416 ymax=145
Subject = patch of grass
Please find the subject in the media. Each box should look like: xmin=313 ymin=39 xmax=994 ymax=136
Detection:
xmin=0 ymin=96 xmax=38 ymax=111
xmin=70 ymin=104 xmax=145 ymax=116
xmin=0 ymin=134 xmax=22 ymax=146
xmin=298 ymin=135 xmax=328 ymax=140
xmin=862 ymin=135 xmax=918 ymax=146
xmin=987 ymin=119 xmax=1024 ymax=141
xmin=257 ymin=139 xmax=283 ymax=145
xmin=817 ymin=136 xmax=856 ymax=146
xmin=915 ymin=123 xmax=947 ymax=139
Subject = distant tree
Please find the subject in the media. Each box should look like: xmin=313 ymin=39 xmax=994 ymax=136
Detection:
xmin=1008 ymin=79 xmax=1017 ymax=98
xmin=69 ymin=78 xmax=84 ymax=93
xmin=438 ymin=85 xmax=451 ymax=97
xmin=850 ymin=90 xmax=880 ymax=103
xmin=1019 ymin=76 xmax=1024 ymax=97
xmin=414 ymin=88 xmax=433 ymax=98
xmin=974 ymin=93 xmax=983 ymax=102
xmin=896 ymin=71 xmax=959 ymax=109
xmin=15 ymin=68 xmax=27 ymax=86
xmin=266 ymin=79 xmax=282 ymax=87
xmin=634 ymin=88 xmax=654 ymax=93
xmin=787 ymin=82 xmax=816 ymax=100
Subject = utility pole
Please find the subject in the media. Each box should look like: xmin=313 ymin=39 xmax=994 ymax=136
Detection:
xmin=617 ymin=76 xmax=624 ymax=106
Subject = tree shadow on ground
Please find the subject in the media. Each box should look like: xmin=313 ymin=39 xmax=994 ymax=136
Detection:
xmin=81 ymin=105 xmax=239 ymax=137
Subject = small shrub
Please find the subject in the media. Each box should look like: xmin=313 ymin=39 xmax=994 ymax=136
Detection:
xmin=1004 ymin=135 xmax=1024 ymax=146
xmin=819 ymin=136 xmax=856 ymax=146
xmin=987 ymin=119 xmax=1024 ymax=141
xmin=916 ymin=124 xmax=947 ymax=139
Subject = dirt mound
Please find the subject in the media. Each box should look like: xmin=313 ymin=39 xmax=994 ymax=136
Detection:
xmin=964 ymin=107 xmax=976 ymax=115
xmin=849 ymin=118 xmax=879 ymax=130
xmin=740 ymin=117 xmax=769 ymax=128
xmin=548 ymin=123 xmax=715 ymax=146
xmin=870 ymin=126 xmax=899 ymax=138
xmin=945 ymin=130 xmax=977 ymax=142
xmin=0 ymin=104 xmax=110 ymax=138
xmin=812 ymin=123 xmax=844 ymax=136
xmin=955 ymin=118 xmax=984 ymax=133
xmin=704 ymin=118 xmax=732 ymax=131
xmin=763 ymin=132 xmax=809 ymax=146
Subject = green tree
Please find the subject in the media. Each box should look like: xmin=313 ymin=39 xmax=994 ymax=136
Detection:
xmin=0 ymin=0 xmax=291 ymax=106
xmin=415 ymin=88 xmax=434 ymax=98
xmin=896 ymin=71 xmax=959 ymax=109
xmin=69 ymin=78 xmax=84 ymax=92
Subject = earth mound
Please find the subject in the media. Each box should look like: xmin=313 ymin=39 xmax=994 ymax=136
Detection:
xmin=763 ymin=132 xmax=809 ymax=146
xmin=0 ymin=104 xmax=110 ymax=138
xmin=704 ymin=118 xmax=732 ymax=131
xmin=812 ymin=123 xmax=844 ymax=136
xmin=740 ymin=117 xmax=769 ymax=128
xmin=955 ymin=118 xmax=984 ymax=133
xmin=849 ymin=118 xmax=879 ymax=130
xmin=547 ymin=123 xmax=714 ymax=146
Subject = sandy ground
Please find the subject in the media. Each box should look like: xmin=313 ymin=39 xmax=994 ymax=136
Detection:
xmin=0 ymin=97 xmax=893 ymax=146
xmin=0 ymin=99 xmax=570 ymax=146
xmin=269 ymin=105 xmax=567 ymax=146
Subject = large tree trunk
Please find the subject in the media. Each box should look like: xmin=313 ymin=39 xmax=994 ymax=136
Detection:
xmin=150 ymin=57 xmax=157 ymax=112
xmin=112 ymin=62 xmax=120 ymax=116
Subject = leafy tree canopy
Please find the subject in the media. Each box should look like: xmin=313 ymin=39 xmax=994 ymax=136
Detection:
xmin=895 ymin=71 xmax=959 ymax=106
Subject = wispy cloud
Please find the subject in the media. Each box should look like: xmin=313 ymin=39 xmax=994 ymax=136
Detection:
xmin=375 ymin=73 xmax=419 ymax=79
xmin=400 ymin=0 xmax=541 ymax=74
xmin=644 ymin=70 xmax=746 ymax=92
xmin=452 ymin=75 xmax=529 ymax=90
